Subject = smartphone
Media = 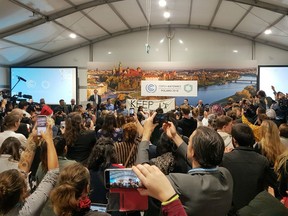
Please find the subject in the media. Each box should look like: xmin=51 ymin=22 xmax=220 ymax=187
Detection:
xmin=90 ymin=203 xmax=107 ymax=212
xmin=60 ymin=121 xmax=65 ymax=128
xmin=37 ymin=115 xmax=47 ymax=135
xmin=153 ymin=113 xmax=168 ymax=124
xmin=104 ymin=168 xmax=142 ymax=189
xmin=129 ymin=108 xmax=135 ymax=116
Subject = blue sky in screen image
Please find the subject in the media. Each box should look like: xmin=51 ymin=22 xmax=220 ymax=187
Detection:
xmin=11 ymin=68 xmax=77 ymax=104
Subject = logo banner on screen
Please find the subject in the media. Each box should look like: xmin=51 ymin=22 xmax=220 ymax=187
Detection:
xmin=126 ymin=98 xmax=175 ymax=113
xmin=141 ymin=80 xmax=198 ymax=97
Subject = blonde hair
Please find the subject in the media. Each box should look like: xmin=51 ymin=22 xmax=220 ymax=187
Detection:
xmin=50 ymin=163 xmax=90 ymax=216
xmin=260 ymin=120 xmax=286 ymax=163
xmin=274 ymin=149 xmax=288 ymax=181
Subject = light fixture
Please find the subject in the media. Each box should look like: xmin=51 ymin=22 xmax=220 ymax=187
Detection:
xmin=233 ymin=50 xmax=238 ymax=53
xmin=179 ymin=39 xmax=183 ymax=44
xmin=160 ymin=38 xmax=164 ymax=43
xmin=163 ymin=11 xmax=170 ymax=18
xmin=108 ymin=51 xmax=112 ymax=55
xmin=69 ymin=33 xmax=77 ymax=39
xmin=264 ymin=29 xmax=272 ymax=35
xmin=159 ymin=0 xmax=166 ymax=7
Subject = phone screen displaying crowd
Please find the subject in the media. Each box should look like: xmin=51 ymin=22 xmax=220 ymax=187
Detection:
xmin=105 ymin=169 xmax=142 ymax=189
xmin=37 ymin=115 xmax=47 ymax=135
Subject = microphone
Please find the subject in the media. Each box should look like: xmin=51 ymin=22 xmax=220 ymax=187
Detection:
xmin=17 ymin=75 xmax=27 ymax=82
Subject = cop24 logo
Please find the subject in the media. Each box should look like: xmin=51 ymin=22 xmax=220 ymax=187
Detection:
xmin=145 ymin=84 xmax=157 ymax=93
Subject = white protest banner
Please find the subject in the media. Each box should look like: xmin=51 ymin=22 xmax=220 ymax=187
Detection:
xmin=126 ymin=98 xmax=175 ymax=113
xmin=141 ymin=80 xmax=198 ymax=97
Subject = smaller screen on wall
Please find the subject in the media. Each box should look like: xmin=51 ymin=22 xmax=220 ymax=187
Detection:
xmin=258 ymin=65 xmax=288 ymax=98
xmin=10 ymin=67 xmax=78 ymax=104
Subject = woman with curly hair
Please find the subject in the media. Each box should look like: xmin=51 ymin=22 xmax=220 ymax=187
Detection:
xmin=50 ymin=162 xmax=109 ymax=216
xmin=86 ymin=137 xmax=118 ymax=204
xmin=64 ymin=112 xmax=96 ymax=164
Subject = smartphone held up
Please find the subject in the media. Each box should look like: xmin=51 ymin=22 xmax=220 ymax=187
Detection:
xmin=104 ymin=168 xmax=142 ymax=189
xmin=37 ymin=115 xmax=47 ymax=135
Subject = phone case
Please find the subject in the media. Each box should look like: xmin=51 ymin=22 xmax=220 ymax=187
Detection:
xmin=109 ymin=188 xmax=148 ymax=212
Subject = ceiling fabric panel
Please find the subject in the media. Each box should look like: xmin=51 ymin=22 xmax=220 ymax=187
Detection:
xmin=0 ymin=0 xmax=287 ymax=66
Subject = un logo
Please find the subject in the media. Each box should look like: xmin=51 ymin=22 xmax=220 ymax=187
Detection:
xmin=146 ymin=84 xmax=157 ymax=93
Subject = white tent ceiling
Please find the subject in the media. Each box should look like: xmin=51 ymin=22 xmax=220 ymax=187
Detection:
xmin=1 ymin=0 xmax=288 ymax=66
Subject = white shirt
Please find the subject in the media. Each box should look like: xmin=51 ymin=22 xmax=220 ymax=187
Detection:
xmin=0 ymin=154 xmax=18 ymax=173
xmin=0 ymin=130 xmax=27 ymax=147
xmin=217 ymin=131 xmax=234 ymax=150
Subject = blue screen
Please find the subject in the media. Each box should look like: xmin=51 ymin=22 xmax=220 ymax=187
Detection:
xmin=10 ymin=67 xmax=77 ymax=104
xmin=258 ymin=66 xmax=288 ymax=98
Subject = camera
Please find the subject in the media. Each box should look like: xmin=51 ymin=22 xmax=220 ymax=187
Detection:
xmin=104 ymin=168 xmax=142 ymax=189
xmin=153 ymin=113 xmax=168 ymax=124
xmin=129 ymin=108 xmax=134 ymax=116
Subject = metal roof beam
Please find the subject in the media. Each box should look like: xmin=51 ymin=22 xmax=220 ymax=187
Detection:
xmin=188 ymin=0 xmax=194 ymax=25
xmin=18 ymin=24 xmax=288 ymax=66
xmin=253 ymin=14 xmax=286 ymax=39
xmin=231 ymin=5 xmax=253 ymax=32
xmin=108 ymin=3 xmax=132 ymax=30
xmin=1 ymin=38 xmax=51 ymax=54
xmin=53 ymin=20 xmax=91 ymax=42
xmin=63 ymin=0 xmax=112 ymax=35
xmin=226 ymin=0 xmax=288 ymax=14
xmin=209 ymin=0 xmax=223 ymax=29
xmin=136 ymin=0 xmax=148 ymax=24
xmin=2 ymin=0 xmax=123 ymax=39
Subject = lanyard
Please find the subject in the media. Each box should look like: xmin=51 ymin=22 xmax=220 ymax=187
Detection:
xmin=188 ymin=167 xmax=218 ymax=174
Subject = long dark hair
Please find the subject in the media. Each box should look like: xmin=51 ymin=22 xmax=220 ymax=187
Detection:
xmin=0 ymin=137 xmax=24 ymax=161
xmin=86 ymin=137 xmax=117 ymax=171
xmin=64 ymin=112 xmax=86 ymax=146
xmin=101 ymin=113 xmax=117 ymax=136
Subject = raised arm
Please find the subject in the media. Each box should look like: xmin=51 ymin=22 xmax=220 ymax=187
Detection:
xmin=41 ymin=124 xmax=59 ymax=170
xmin=162 ymin=121 xmax=191 ymax=165
xmin=133 ymin=113 xmax=144 ymax=137
xmin=135 ymin=112 xmax=157 ymax=164
xmin=19 ymin=122 xmax=59 ymax=215
xmin=18 ymin=128 xmax=38 ymax=174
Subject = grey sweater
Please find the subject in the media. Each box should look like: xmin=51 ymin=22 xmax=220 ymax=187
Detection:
xmin=5 ymin=168 xmax=59 ymax=216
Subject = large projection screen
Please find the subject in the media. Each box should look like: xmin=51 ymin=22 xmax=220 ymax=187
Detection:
xmin=258 ymin=65 xmax=288 ymax=97
xmin=10 ymin=67 xmax=78 ymax=104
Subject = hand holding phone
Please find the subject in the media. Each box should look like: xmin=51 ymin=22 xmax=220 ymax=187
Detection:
xmin=37 ymin=115 xmax=47 ymax=136
xmin=132 ymin=164 xmax=176 ymax=202
xmin=129 ymin=108 xmax=135 ymax=116
xmin=105 ymin=168 xmax=142 ymax=189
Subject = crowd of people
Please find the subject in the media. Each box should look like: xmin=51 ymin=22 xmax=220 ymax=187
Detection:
xmin=0 ymin=86 xmax=288 ymax=215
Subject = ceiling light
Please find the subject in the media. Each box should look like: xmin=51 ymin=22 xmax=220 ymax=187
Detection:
xmin=108 ymin=51 xmax=112 ymax=55
xmin=163 ymin=11 xmax=170 ymax=18
xmin=159 ymin=0 xmax=167 ymax=7
xmin=233 ymin=50 xmax=238 ymax=53
xmin=179 ymin=39 xmax=183 ymax=44
xmin=69 ymin=33 xmax=77 ymax=39
xmin=264 ymin=29 xmax=272 ymax=35
xmin=160 ymin=38 xmax=164 ymax=43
